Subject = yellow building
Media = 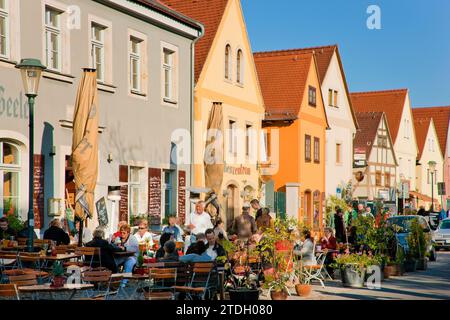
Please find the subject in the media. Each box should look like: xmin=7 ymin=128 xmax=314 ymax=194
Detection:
xmin=162 ymin=0 xmax=265 ymax=228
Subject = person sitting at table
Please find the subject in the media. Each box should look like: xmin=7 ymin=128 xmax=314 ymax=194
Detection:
xmin=114 ymin=224 xmax=139 ymax=281
xmin=110 ymin=221 xmax=128 ymax=244
xmin=17 ymin=221 xmax=38 ymax=240
xmin=293 ymin=229 xmax=316 ymax=266
xmin=161 ymin=215 xmax=183 ymax=242
xmin=44 ymin=219 xmax=70 ymax=245
xmin=213 ymin=218 xmax=228 ymax=240
xmin=0 ymin=217 xmax=17 ymax=240
xmin=134 ymin=219 xmax=154 ymax=246
xmin=155 ymin=232 xmax=172 ymax=259
xmin=157 ymin=240 xmax=179 ymax=262
xmin=185 ymin=232 xmax=206 ymax=254
xmin=320 ymin=227 xmax=337 ymax=278
xmin=205 ymin=228 xmax=226 ymax=261
xmin=86 ymin=227 xmax=122 ymax=273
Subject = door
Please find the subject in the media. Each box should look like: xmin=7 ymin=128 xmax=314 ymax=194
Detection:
xmin=304 ymin=190 xmax=312 ymax=227
xmin=226 ymin=184 xmax=239 ymax=231
xmin=0 ymin=141 xmax=21 ymax=217
xmin=275 ymin=191 xmax=286 ymax=219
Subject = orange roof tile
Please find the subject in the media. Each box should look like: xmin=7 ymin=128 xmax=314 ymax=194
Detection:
xmin=159 ymin=0 xmax=229 ymax=83
xmin=412 ymin=117 xmax=432 ymax=160
xmin=253 ymin=51 xmax=313 ymax=119
xmin=354 ymin=112 xmax=384 ymax=157
xmin=412 ymin=106 xmax=450 ymax=155
xmin=350 ymin=89 xmax=408 ymax=142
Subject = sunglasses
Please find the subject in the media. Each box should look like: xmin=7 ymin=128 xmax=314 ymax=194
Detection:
xmin=139 ymin=227 xmax=146 ymax=230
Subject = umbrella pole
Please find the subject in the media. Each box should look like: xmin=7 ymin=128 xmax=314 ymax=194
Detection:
xmin=78 ymin=216 xmax=84 ymax=247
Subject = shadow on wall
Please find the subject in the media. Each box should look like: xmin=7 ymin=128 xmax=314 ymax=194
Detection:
xmin=42 ymin=122 xmax=54 ymax=231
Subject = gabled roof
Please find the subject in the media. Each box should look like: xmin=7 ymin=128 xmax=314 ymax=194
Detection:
xmin=158 ymin=0 xmax=229 ymax=83
xmin=412 ymin=106 xmax=450 ymax=154
xmin=254 ymin=45 xmax=358 ymax=129
xmin=253 ymin=51 xmax=313 ymax=120
xmin=412 ymin=117 xmax=432 ymax=160
xmin=350 ymin=89 xmax=408 ymax=142
xmin=354 ymin=112 xmax=384 ymax=157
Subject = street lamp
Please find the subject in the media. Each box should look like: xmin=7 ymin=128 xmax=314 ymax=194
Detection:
xmin=16 ymin=59 xmax=46 ymax=252
xmin=428 ymin=161 xmax=437 ymax=213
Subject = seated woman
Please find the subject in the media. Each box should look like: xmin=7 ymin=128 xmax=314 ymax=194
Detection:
xmin=293 ymin=229 xmax=316 ymax=266
xmin=155 ymin=232 xmax=172 ymax=259
xmin=320 ymin=227 xmax=337 ymax=278
xmin=113 ymin=224 xmax=139 ymax=280
xmin=161 ymin=216 xmax=184 ymax=242
xmin=134 ymin=219 xmax=154 ymax=247
xmin=255 ymin=207 xmax=274 ymax=232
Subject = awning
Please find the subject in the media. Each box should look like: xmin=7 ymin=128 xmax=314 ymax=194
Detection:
xmin=409 ymin=191 xmax=439 ymax=203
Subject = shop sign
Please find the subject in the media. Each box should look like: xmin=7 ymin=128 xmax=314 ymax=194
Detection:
xmin=0 ymin=85 xmax=29 ymax=119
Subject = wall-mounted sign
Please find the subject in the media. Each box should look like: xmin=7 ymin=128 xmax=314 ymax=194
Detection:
xmin=224 ymin=165 xmax=251 ymax=175
xmin=0 ymin=85 xmax=29 ymax=120
xmin=96 ymin=197 xmax=108 ymax=227
xmin=148 ymin=168 xmax=162 ymax=225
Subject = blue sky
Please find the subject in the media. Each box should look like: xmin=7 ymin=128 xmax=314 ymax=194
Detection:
xmin=241 ymin=0 xmax=450 ymax=107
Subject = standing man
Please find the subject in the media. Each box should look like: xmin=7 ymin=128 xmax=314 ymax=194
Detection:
xmin=188 ymin=201 xmax=213 ymax=241
xmin=250 ymin=199 xmax=263 ymax=221
xmin=231 ymin=203 xmax=257 ymax=240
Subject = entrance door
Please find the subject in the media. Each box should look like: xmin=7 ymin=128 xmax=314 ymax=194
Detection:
xmin=304 ymin=190 xmax=312 ymax=227
xmin=274 ymin=191 xmax=286 ymax=219
xmin=226 ymin=184 xmax=238 ymax=231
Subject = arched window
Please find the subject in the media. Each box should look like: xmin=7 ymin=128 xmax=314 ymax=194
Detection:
xmin=225 ymin=44 xmax=232 ymax=80
xmin=0 ymin=141 xmax=21 ymax=216
xmin=236 ymin=49 xmax=243 ymax=84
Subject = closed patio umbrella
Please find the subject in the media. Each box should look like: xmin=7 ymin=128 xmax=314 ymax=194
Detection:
xmin=71 ymin=69 xmax=99 ymax=246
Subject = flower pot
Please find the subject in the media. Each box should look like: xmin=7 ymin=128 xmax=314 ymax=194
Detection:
xmin=295 ymin=284 xmax=311 ymax=297
xmin=270 ymin=290 xmax=288 ymax=300
xmin=228 ymin=289 xmax=259 ymax=301
xmin=416 ymin=258 xmax=427 ymax=271
xmin=340 ymin=265 xmax=366 ymax=288
xmin=403 ymin=259 xmax=417 ymax=273
xmin=50 ymin=276 xmax=66 ymax=288
xmin=385 ymin=264 xmax=404 ymax=276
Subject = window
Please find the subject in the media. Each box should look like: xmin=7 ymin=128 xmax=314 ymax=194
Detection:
xmin=305 ymin=135 xmax=311 ymax=162
xmin=0 ymin=0 xmax=8 ymax=58
xmin=0 ymin=141 xmax=20 ymax=216
xmin=245 ymin=124 xmax=252 ymax=157
xmin=408 ymin=159 xmax=412 ymax=179
xmin=385 ymin=172 xmax=390 ymax=187
xmin=328 ymin=89 xmax=333 ymax=107
xmin=336 ymin=143 xmax=341 ymax=164
xmin=308 ymin=86 xmax=316 ymax=107
xmin=404 ymin=119 xmax=410 ymax=139
xmin=334 ymin=90 xmax=338 ymax=107
xmin=91 ymin=23 xmax=105 ymax=81
xmin=314 ymin=137 xmax=320 ymax=163
xmin=225 ymin=44 xmax=231 ymax=80
xmin=163 ymin=170 xmax=175 ymax=217
xmin=129 ymin=166 xmax=142 ymax=217
xmin=229 ymin=120 xmax=237 ymax=156
xmin=375 ymin=171 xmax=382 ymax=187
xmin=163 ymin=48 xmax=174 ymax=100
xmin=45 ymin=6 xmax=62 ymax=71
xmin=130 ymin=37 xmax=142 ymax=92
xmin=236 ymin=49 xmax=243 ymax=84
xmin=261 ymin=130 xmax=271 ymax=161
xmin=377 ymin=135 xmax=387 ymax=148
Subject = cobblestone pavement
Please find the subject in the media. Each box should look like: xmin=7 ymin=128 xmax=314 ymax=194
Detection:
xmin=260 ymin=251 xmax=450 ymax=300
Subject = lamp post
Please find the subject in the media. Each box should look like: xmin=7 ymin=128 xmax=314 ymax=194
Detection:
xmin=428 ymin=161 xmax=437 ymax=213
xmin=15 ymin=59 xmax=46 ymax=252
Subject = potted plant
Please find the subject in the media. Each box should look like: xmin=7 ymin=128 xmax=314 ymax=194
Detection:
xmin=133 ymin=251 xmax=147 ymax=275
xmin=263 ymin=272 xmax=290 ymax=300
xmin=407 ymin=218 xmax=427 ymax=271
xmin=385 ymin=244 xmax=405 ymax=276
xmin=333 ymin=254 xmax=371 ymax=288
xmin=50 ymin=261 xmax=66 ymax=288
xmin=293 ymin=260 xmax=311 ymax=297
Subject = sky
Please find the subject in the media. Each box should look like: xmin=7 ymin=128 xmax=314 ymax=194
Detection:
xmin=241 ymin=0 xmax=450 ymax=107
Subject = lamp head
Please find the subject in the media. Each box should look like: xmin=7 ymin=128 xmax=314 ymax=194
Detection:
xmin=15 ymin=59 xmax=47 ymax=96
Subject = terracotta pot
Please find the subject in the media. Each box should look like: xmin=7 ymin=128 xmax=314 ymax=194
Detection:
xmin=270 ymin=290 xmax=288 ymax=300
xmin=386 ymin=264 xmax=404 ymax=276
xmin=295 ymin=284 xmax=311 ymax=297
xmin=50 ymin=276 xmax=66 ymax=288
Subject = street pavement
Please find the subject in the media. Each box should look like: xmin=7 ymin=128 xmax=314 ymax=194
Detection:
xmin=271 ymin=251 xmax=450 ymax=300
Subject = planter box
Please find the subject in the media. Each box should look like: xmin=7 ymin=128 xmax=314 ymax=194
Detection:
xmin=416 ymin=258 xmax=428 ymax=271
xmin=340 ymin=266 xmax=366 ymax=288
xmin=404 ymin=260 xmax=418 ymax=273
xmin=228 ymin=289 xmax=259 ymax=301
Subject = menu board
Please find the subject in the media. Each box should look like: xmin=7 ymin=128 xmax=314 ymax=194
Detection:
xmin=119 ymin=165 xmax=128 ymax=222
xmin=177 ymin=170 xmax=186 ymax=224
xmin=33 ymin=155 xmax=45 ymax=229
xmin=148 ymin=168 xmax=161 ymax=225
xmin=96 ymin=197 xmax=108 ymax=227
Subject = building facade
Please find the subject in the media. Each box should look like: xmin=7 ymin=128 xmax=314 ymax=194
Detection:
xmin=0 ymin=0 xmax=203 ymax=236
xmin=161 ymin=0 xmax=265 ymax=229
xmin=254 ymin=50 xmax=329 ymax=234
xmin=353 ymin=112 xmax=398 ymax=203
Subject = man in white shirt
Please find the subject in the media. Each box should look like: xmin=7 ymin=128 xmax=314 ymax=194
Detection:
xmin=188 ymin=201 xmax=213 ymax=236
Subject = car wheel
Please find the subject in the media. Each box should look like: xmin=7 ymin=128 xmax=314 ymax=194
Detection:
xmin=429 ymin=248 xmax=437 ymax=262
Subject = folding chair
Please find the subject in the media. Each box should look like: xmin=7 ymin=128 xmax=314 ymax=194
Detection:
xmin=0 ymin=284 xmax=20 ymax=300
xmin=64 ymin=247 xmax=96 ymax=268
xmin=8 ymin=273 xmax=40 ymax=300
xmin=0 ymin=251 xmax=19 ymax=282
xmin=56 ymin=245 xmax=69 ymax=254
xmin=81 ymin=269 xmax=112 ymax=299
xmin=173 ymin=262 xmax=216 ymax=300
xmin=146 ymin=268 xmax=177 ymax=299
xmin=303 ymin=253 xmax=326 ymax=288
xmin=17 ymin=252 xmax=44 ymax=275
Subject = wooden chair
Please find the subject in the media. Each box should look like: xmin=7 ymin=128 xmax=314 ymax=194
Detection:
xmin=144 ymin=291 xmax=174 ymax=300
xmin=17 ymin=238 xmax=28 ymax=246
xmin=149 ymin=268 xmax=177 ymax=292
xmin=8 ymin=273 xmax=38 ymax=286
xmin=56 ymin=245 xmax=68 ymax=254
xmin=173 ymin=263 xmax=216 ymax=300
xmin=81 ymin=269 xmax=112 ymax=298
xmin=64 ymin=247 xmax=96 ymax=268
xmin=34 ymin=239 xmax=52 ymax=248
xmin=0 ymin=284 xmax=20 ymax=300
xmin=0 ymin=251 xmax=19 ymax=277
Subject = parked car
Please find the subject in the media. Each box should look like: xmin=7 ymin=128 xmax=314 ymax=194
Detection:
xmin=433 ymin=218 xmax=450 ymax=250
xmin=386 ymin=215 xmax=437 ymax=261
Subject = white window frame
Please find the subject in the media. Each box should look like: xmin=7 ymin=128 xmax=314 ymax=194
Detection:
xmin=0 ymin=0 xmax=9 ymax=59
xmin=129 ymin=166 xmax=143 ymax=217
xmin=128 ymin=29 xmax=148 ymax=99
xmin=88 ymin=15 xmax=112 ymax=85
xmin=245 ymin=123 xmax=253 ymax=158
xmin=130 ymin=38 xmax=141 ymax=92
xmin=0 ymin=141 xmax=21 ymax=217
xmin=163 ymin=49 xmax=173 ymax=99
xmin=91 ymin=23 xmax=105 ymax=82
xmin=44 ymin=6 xmax=62 ymax=71
xmin=161 ymin=41 xmax=179 ymax=106
xmin=236 ymin=48 xmax=244 ymax=85
xmin=228 ymin=119 xmax=238 ymax=157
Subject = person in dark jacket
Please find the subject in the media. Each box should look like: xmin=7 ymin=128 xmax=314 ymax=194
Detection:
xmin=251 ymin=199 xmax=263 ymax=221
xmin=204 ymin=228 xmax=226 ymax=259
xmin=157 ymin=240 xmax=179 ymax=262
xmin=86 ymin=227 xmax=122 ymax=273
xmin=155 ymin=232 xmax=172 ymax=259
xmin=185 ymin=233 xmax=206 ymax=254
xmin=17 ymin=221 xmax=38 ymax=239
xmin=334 ymin=207 xmax=346 ymax=243
xmin=43 ymin=219 xmax=70 ymax=245
xmin=0 ymin=217 xmax=17 ymax=240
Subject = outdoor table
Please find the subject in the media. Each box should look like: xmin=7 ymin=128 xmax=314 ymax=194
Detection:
xmin=18 ymin=283 xmax=94 ymax=300
xmin=41 ymin=253 xmax=82 ymax=269
xmin=111 ymin=272 xmax=150 ymax=300
xmin=113 ymin=251 xmax=136 ymax=257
